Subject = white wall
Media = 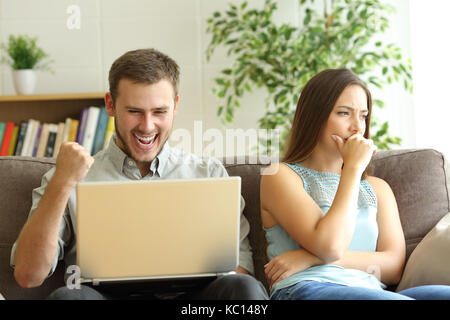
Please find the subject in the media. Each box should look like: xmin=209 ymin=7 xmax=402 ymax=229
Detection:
xmin=0 ymin=0 xmax=430 ymax=157
xmin=0 ymin=0 xmax=301 ymax=154
xmin=0 ymin=0 xmax=207 ymax=135
xmin=372 ymin=0 xmax=415 ymax=150
xmin=409 ymin=0 xmax=450 ymax=159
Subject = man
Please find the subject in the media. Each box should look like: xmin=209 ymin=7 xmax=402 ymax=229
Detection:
xmin=10 ymin=48 xmax=268 ymax=300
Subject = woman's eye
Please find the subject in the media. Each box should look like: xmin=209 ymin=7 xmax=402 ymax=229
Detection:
xmin=338 ymin=111 xmax=349 ymax=116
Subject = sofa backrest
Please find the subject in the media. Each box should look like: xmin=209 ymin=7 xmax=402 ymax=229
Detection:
xmin=223 ymin=157 xmax=270 ymax=289
xmin=370 ymin=149 xmax=450 ymax=260
xmin=0 ymin=149 xmax=449 ymax=299
xmin=0 ymin=156 xmax=64 ymax=300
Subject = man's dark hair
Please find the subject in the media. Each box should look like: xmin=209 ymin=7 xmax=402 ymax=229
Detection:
xmin=108 ymin=48 xmax=180 ymax=103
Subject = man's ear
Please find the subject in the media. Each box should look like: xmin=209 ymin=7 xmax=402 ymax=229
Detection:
xmin=173 ymin=95 xmax=179 ymax=117
xmin=105 ymin=92 xmax=115 ymax=117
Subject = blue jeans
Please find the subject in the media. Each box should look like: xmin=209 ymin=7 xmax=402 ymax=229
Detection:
xmin=271 ymin=280 xmax=450 ymax=300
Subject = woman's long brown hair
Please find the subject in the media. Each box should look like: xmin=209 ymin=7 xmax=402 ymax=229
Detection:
xmin=282 ymin=69 xmax=373 ymax=179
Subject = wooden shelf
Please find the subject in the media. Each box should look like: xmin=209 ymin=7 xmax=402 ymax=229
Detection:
xmin=0 ymin=92 xmax=106 ymax=123
xmin=0 ymin=92 xmax=105 ymax=102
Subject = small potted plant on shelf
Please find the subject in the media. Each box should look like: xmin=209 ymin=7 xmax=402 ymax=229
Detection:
xmin=0 ymin=34 xmax=53 ymax=95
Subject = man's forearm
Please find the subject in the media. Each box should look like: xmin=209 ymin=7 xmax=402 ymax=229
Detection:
xmin=14 ymin=176 xmax=72 ymax=288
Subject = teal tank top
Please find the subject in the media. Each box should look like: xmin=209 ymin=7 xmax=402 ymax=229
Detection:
xmin=264 ymin=163 xmax=386 ymax=297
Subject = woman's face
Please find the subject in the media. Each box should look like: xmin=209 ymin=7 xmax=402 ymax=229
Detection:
xmin=319 ymin=84 xmax=369 ymax=152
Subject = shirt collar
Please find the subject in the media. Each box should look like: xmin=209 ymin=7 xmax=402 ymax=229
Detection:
xmin=106 ymin=134 xmax=171 ymax=178
xmin=150 ymin=141 xmax=171 ymax=177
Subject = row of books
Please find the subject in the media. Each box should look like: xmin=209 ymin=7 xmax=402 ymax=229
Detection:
xmin=0 ymin=106 xmax=115 ymax=158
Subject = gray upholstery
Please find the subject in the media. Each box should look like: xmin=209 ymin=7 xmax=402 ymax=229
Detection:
xmin=0 ymin=149 xmax=449 ymax=299
xmin=370 ymin=149 xmax=450 ymax=260
xmin=0 ymin=157 xmax=64 ymax=300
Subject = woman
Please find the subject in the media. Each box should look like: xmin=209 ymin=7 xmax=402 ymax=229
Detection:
xmin=260 ymin=68 xmax=450 ymax=300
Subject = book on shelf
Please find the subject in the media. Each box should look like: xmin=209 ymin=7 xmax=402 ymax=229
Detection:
xmin=103 ymin=116 xmax=115 ymax=149
xmin=52 ymin=122 xmax=65 ymax=158
xmin=20 ymin=119 xmax=33 ymax=156
xmin=82 ymin=106 xmax=100 ymax=155
xmin=76 ymin=108 xmax=89 ymax=145
xmin=14 ymin=121 xmax=28 ymax=156
xmin=24 ymin=120 xmax=41 ymax=157
xmin=61 ymin=118 xmax=72 ymax=144
xmin=0 ymin=122 xmax=5 ymax=152
xmin=7 ymin=125 xmax=19 ymax=156
xmin=68 ymin=118 xmax=79 ymax=142
xmin=44 ymin=124 xmax=58 ymax=158
xmin=19 ymin=119 xmax=40 ymax=157
xmin=0 ymin=122 xmax=15 ymax=156
xmin=36 ymin=123 xmax=50 ymax=158
xmin=31 ymin=124 xmax=42 ymax=157
xmin=92 ymin=107 xmax=109 ymax=155
xmin=20 ymin=119 xmax=34 ymax=156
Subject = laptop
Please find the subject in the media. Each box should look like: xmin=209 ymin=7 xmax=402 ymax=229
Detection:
xmin=75 ymin=177 xmax=241 ymax=286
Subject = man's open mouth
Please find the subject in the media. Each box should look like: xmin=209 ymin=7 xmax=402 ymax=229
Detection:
xmin=133 ymin=133 xmax=158 ymax=148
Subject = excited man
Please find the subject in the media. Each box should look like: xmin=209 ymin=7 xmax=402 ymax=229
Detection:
xmin=11 ymin=48 xmax=268 ymax=300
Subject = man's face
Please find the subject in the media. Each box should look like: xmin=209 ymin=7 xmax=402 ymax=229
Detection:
xmin=105 ymin=78 xmax=178 ymax=167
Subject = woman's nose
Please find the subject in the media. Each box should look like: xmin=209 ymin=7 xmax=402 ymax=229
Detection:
xmin=351 ymin=117 xmax=364 ymax=134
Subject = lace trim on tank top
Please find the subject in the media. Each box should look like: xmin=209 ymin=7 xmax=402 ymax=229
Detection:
xmin=285 ymin=163 xmax=377 ymax=209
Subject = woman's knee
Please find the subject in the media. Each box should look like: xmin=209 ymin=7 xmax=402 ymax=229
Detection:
xmin=274 ymin=281 xmax=413 ymax=300
xmin=398 ymin=285 xmax=450 ymax=300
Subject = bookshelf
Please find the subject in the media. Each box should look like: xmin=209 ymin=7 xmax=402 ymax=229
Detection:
xmin=0 ymin=93 xmax=105 ymax=123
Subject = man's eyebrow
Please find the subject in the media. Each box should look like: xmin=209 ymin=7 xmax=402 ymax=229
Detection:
xmin=336 ymin=105 xmax=369 ymax=113
xmin=124 ymin=105 xmax=141 ymax=110
xmin=154 ymin=106 xmax=170 ymax=110
xmin=124 ymin=105 xmax=170 ymax=111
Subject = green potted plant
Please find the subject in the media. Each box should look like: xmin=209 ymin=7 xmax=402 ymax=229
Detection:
xmin=0 ymin=34 xmax=53 ymax=95
xmin=206 ymin=0 xmax=413 ymax=152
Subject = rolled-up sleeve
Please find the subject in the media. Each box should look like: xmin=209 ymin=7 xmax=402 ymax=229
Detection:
xmin=209 ymin=158 xmax=255 ymax=275
xmin=10 ymin=167 xmax=71 ymax=278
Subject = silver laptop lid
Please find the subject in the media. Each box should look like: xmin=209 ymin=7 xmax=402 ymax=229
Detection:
xmin=76 ymin=177 xmax=241 ymax=283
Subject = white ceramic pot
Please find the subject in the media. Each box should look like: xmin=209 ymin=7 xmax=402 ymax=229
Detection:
xmin=12 ymin=69 xmax=36 ymax=95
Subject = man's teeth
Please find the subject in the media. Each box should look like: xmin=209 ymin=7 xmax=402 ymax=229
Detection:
xmin=134 ymin=134 xmax=156 ymax=144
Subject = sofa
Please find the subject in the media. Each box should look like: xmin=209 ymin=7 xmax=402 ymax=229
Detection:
xmin=0 ymin=149 xmax=449 ymax=299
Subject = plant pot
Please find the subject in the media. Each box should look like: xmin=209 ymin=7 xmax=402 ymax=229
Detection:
xmin=12 ymin=69 xmax=36 ymax=95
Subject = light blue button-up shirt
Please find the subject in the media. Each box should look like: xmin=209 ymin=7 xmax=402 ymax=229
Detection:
xmin=11 ymin=136 xmax=254 ymax=277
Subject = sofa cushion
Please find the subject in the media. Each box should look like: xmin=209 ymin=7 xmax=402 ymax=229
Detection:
xmin=0 ymin=156 xmax=64 ymax=300
xmin=396 ymin=212 xmax=450 ymax=291
xmin=371 ymin=149 xmax=450 ymax=262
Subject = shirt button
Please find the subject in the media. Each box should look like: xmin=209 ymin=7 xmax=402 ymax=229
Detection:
xmin=128 ymin=160 xmax=134 ymax=166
